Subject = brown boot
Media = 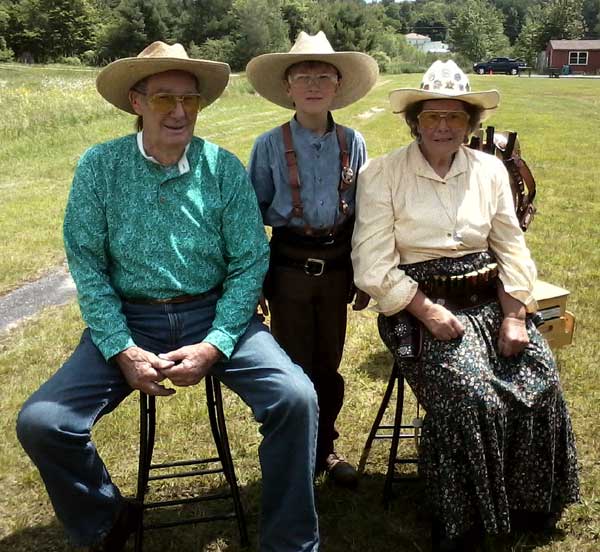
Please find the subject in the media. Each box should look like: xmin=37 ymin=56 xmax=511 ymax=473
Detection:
xmin=324 ymin=452 xmax=358 ymax=488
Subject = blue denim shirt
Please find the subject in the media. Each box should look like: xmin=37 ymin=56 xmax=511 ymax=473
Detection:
xmin=248 ymin=116 xmax=367 ymax=230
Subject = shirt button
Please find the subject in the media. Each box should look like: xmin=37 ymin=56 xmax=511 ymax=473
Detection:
xmin=320 ymin=200 xmax=324 ymax=206
xmin=446 ymin=232 xmax=452 ymax=237
xmin=159 ymin=197 xmax=166 ymax=204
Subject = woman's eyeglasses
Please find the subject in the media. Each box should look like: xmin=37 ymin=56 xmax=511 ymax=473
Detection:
xmin=134 ymin=91 xmax=203 ymax=114
xmin=288 ymin=74 xmax=339 ymax=88
xmin=418 ymin=110 xmax=469 ymax=129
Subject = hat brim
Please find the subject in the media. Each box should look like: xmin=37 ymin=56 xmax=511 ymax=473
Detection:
xmin=96 ymin=57 xmax=230 ymax=114
xmin=246 ymin=52 xmax=379 ymax=110
xmin=389 ymin=88 xmax=500 ymax=120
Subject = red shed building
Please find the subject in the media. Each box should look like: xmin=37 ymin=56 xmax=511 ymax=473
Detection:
xmin=546 ymin=39 xmax=600 ymax=74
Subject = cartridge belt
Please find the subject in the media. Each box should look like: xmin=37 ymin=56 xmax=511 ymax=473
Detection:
xmin=419 ymin=263 xmax=499 ymax=311
xmin=428 ymin=287 xmax=497 ymax=311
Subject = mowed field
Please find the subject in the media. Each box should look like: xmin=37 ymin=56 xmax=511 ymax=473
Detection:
xmin=0 ymin=63 xmax=599 ymax=551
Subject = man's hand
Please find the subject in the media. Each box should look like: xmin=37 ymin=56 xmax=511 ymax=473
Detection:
xmin=115 ymin=346 xmax=176 ymax=396
xmin=352 ymin=289 xmax=370 ymax=311
xmin=158 ymin=342 xmax=223 ymax=387
xmin=498 ymin=316 xmax=529 ymax=357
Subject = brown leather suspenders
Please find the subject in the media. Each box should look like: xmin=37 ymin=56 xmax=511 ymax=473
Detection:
xmin=281 ymin=121 xmax=353 ymax=236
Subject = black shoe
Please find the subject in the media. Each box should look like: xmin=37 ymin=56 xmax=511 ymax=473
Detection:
xmin=89 ymin=498 xmax=143 ymax=552
xmin=431 ymin=519 xmax=481 ymax=552
xmin=324 ymin=452 xmax=358 ymax=488
xmin=510 ymin=509 xmax=561 ymax=533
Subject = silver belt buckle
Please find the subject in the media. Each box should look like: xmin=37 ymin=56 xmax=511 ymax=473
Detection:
xmin=304 ymin=258 xmax=325 ymax=276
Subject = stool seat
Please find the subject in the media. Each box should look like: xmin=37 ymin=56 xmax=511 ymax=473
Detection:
xmin=358 ymin=361 xmax=421 ymax=507
xmin=135 ymin=375 xmax=249 ymax=550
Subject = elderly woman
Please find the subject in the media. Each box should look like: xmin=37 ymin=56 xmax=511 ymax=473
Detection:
xmin=351 ymin=60 xmax=579 ymax=551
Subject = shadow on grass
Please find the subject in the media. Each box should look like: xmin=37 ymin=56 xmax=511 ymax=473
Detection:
xmin=355 ymin=349 xmax=395 ymax=383
xmin=0 ymin=475 xmax=570 ymax=552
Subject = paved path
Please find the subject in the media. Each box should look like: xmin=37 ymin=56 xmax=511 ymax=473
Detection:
xmin=0 ymin=266 xmax=76 ymax=334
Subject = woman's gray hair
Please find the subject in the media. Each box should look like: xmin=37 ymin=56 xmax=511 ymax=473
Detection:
xmin=404 ymin=100 xmax=483 ymax=142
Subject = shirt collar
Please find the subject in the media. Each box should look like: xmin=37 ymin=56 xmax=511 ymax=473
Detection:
xmin=136 ymin=131 xmax=190 ymax=175
xmin=410 ymin=141 xmax=468 ymax=183
xmin=290 ymin=113 xmax=335 ymax=144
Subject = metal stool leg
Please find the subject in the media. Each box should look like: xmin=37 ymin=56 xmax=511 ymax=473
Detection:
xmin=135 ymin=380 xmax=248 ymax=551
xmin=206 ymin=376 xmax=249 ymax=547
xmin=359 ymin=361 xmax=420 ymax=507
xmin=358 ymin=362 xmax=399 ymax=473
xmin=383 ymin=366 xmax=405 ymax=508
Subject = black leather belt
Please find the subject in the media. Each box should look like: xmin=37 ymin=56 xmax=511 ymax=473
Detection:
xmin=271 ymin=254 xmax=350 ymax=276
xmin=123 ymin=287 xmax=219 ymax=305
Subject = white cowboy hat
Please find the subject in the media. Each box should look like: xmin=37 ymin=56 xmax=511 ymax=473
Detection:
xmin=246 ymin=31 xmax=379 ymax=110
xmin=389 ymin=60 xmax=500 ymax=120
xmin=96 ymin=41 xmax=230 ymax=114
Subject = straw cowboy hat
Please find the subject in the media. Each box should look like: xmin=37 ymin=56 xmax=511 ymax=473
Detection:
xmin=96 ymin=41 xmax=230 ymax=114
xmin=246 ymin=31 xmax=379 ymax=110
xmin=389 ymin=60 xmax=500 ymax=120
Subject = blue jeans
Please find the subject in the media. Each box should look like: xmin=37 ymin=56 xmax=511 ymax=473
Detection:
xmin=16 ymin=293 xmax=319 ymax=551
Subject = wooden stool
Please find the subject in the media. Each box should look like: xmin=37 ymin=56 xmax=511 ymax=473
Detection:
xmin=358 ymin=361 xmax=421 ymax=507
xmin=135 ymin=375 xmax=249 ymax=551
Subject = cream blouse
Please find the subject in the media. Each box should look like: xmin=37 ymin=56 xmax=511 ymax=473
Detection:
xmin=351 ymin=141 xmax=537 ymax=316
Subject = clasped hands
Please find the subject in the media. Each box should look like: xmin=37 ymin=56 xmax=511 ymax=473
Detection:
xmin=115 ymin=342 xmax=223 ymax=396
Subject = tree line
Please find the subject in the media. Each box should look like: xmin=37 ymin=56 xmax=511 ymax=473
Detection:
xmin=0 ymin=0 xmax=598 ymax=70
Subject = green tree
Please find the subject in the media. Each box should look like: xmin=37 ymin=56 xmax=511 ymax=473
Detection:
xmin=514 ymin=4 xmax=546 ymax=65
xmin=175 ymin=0 xmax=235 ymax=48
xmin=6 ymin=0 xmax=97 ymax=62
xmin=448 ymin=0 xmax=510 ymax=62
xmin=96 ymin=0 xmax=173 ymax=61
xmin=582 ymin=0 xmax=600 ymax=35
xmin=544 ymin=0 xmax=586 ymax=40
xmin=514 ymin=0 xmax=586 ymax=65
xmin=230 ymin=0 xmax=290 ymax=70
xmin=410 ymin=1 xmax=454 ymax=42
xmin=281 ymin=0 xmax=319 ymax=42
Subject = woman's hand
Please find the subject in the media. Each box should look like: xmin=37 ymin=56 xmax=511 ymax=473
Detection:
xmin=498 ymin=316 xmax=529 ymax=356
xmin=420 ymin=302 xmax=465 ymax=340
xmin=496 ymin=281 xmax=529 ymax=356
xmin=405 ymin=289 xmax=465 ymax=340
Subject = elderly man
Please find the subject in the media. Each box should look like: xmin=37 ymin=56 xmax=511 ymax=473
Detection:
xmin=16 ymin=42 xmax=319 ymax=552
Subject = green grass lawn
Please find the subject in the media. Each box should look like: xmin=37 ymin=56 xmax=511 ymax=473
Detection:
xmin=0 ymin=64 xmax=599 ymax=551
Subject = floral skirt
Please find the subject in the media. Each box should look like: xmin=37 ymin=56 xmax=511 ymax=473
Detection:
xmin=389 ymin=252 xmax=580 ymax=538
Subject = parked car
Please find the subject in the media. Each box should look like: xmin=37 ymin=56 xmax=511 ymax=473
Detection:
xmin=473 ymin=57 xmax=527 ymax=75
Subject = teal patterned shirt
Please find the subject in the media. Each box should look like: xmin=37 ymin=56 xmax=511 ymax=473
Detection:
xmin=63 ymin=134 xmax=269 ymax=360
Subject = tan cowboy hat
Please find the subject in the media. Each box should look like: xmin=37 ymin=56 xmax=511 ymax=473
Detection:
xmin=96 ymin=41 xmax=230 ymax=114
xmin=389 ymin=60 xmax=500 ymax=120
xmin=246 ymin=31 xmax=379 ymax=110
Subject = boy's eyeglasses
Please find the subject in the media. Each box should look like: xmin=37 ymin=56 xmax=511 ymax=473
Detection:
xmin=134 ymin=91 xmax=202 ymax=114
xmin=417 ymin=110 xmax=469 ymax=129
xmin=288 ymin=74 xmax=339 ymax=88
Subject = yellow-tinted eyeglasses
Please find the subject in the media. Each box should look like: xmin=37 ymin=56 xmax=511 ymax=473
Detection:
xmin=417 ymin=110 xmax=469 ymax=129
xmin=135 ymin=92 xmax=203 ymax=114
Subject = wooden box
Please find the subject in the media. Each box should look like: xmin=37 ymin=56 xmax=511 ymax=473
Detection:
xmin=532 ymin=280 xmax=575 ymax=349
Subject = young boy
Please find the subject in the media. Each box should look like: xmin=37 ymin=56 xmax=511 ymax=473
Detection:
xmin=246 ymin=32 xmax=378 ymax=487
